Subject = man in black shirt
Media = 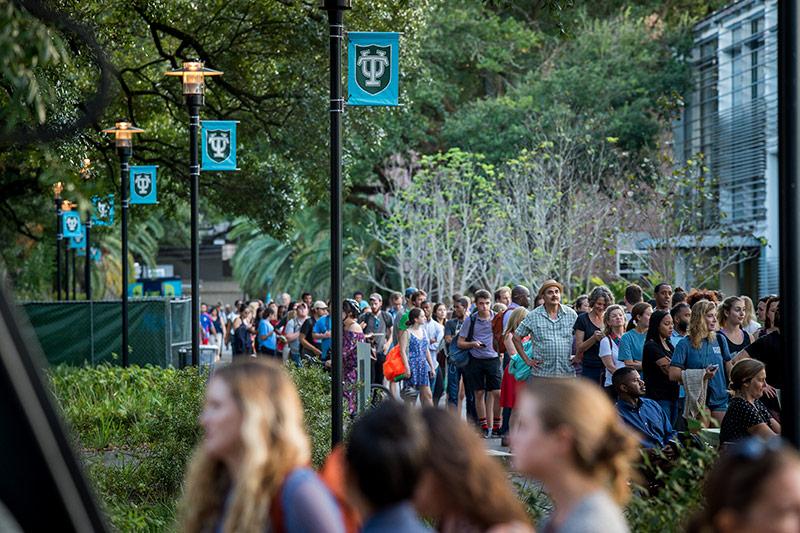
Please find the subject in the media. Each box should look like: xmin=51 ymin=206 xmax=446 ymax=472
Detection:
xmin=300 ymin=301 xmax=327 ymax=360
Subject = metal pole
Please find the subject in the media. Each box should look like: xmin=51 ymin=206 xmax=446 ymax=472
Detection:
xmin=322 ymin=0 xmax=349 ymax=446
xmin=55 ymin=199 xmax=62 ymax=301
xmin=64 ymin=239 xmax=69 ymax=300
xmin=71 ymin=246 xmax=76 ymax=300
xmin=188 ymin=94 xmax=203 ymax=367
xmin=778 ymin=0 xmax=800 ymax=447
xmin=119 ymin=146 xmax=132 ymax=367
xmin=85 ymin=218 xmax=92 ymax=301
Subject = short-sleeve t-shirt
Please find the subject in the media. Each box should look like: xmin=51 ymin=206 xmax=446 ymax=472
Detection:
xmin=458 ymin=313 xmax=497 ymax=359
xmin=285 ymin=317 xmax=305 ymax=354
xmin=358 ymin=310 xmax=393 ymax=354
xmin=258 ymin=319 xmax=276 ymax=351
xmin=619 ymin=330 xmax=646 ymax=362
xmin=599 ymin=336 xmax=625 ymax=387
xmin=574 ymin=312 xmax=603 ymax=368
xmin=720 ymin=397 xmax=772 ymax=444
xmin=300 ymin=317 xmax=318 ymax=356
xmin=642 ymin=339 xmax=679 ymax=401
xmin=313 ymin=315 xmax=332 ymax=360
xmin=671 ymin=333 xmax=732 ymax=410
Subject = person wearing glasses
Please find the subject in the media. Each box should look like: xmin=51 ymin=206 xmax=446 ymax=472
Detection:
xmin=688 ymin=437 xmax=800 ymax=533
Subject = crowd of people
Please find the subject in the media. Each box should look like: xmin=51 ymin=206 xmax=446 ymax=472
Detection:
xmin=183 ymin=282 xmax=796 ymax=532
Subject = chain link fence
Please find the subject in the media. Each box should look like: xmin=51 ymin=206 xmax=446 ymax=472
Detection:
xmin=21 ymin=298 xmax=191 ymax=367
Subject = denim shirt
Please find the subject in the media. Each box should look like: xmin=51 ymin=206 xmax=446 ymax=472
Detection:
xmin=616 ymin=397 xmax=677 ymax=449
xmin=361 ymin=502 xmax=432 ymax=533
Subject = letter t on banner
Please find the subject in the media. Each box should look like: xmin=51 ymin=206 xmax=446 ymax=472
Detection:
xmin=201 ymin=120 xmax=239 ymax=171
xmin=347 ymin=32 xmax=400 ymax=106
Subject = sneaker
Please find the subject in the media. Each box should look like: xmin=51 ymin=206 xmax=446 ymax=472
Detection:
xmin=491 ymin=429 xmax=503 ymax=438
xmin=482 ymin=427 xmax=491 ymax=438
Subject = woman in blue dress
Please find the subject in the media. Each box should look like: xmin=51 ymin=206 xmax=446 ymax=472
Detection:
xmin=400 ymin=308 xmax=435 ymax=406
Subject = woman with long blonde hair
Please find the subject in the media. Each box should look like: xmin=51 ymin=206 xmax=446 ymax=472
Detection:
xmin=180 ymin=359 xmax=344 ymax=533
xmin=512 ymin=378 xmax=637 ymax=532
xmin=669 ymin=300 xmax=733 ymax=424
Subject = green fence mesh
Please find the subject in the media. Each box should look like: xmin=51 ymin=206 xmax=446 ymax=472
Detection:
xmin=21 ymin=298 xmax=191 ymax=367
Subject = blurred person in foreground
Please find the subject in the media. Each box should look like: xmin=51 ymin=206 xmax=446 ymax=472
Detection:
xmin=180 ymin=359 xmax=344 ymax=533
xmin=414 ymin=407 xmax=532 ymax=533
xmin=512 ymin=378 xmax=637 ymax=532
xmin=688 ymin=437 xmax=800 ymax=533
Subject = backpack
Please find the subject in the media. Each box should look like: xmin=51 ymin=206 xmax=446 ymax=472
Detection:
xmin=448 ymin=313 xmax=478 ymax=369
xmin=492 ymin=309 xmax=510 ymax=354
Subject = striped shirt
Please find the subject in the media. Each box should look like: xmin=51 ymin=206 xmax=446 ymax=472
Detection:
xmin=515 ymin=304 xmax=578 ymax=377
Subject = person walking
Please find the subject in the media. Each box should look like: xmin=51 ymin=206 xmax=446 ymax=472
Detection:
xmin=512 ymin=378 xmax=637 ymax=533
xmin=641 ymin=310 xmax=680 ymax=428
xmin=180 ymin=359 xmax=345 ymax=533
xmin=458 ymin=289 xmax=502 ymax=436
xmin=513 ymin=280 xmax=579 ymax=380
xmin=574 ymin=286 xmax=614 ymax=385
xmin=400 ymin=308 xmax=435 ymax=407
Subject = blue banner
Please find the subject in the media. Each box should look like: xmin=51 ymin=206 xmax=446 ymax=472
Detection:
xmin=77 ymin=246 xmax=101 ymax=263
xmin=62 ymin=212 xmax=82 ymax=238
xmin=130 ymin=166 xmax=158 ymax=204
xmin=201 ymin=120 xmax=238 ymax=171
xmin=69 ymin=225 xmax=86 ymax=249
xmin=348 ymin=32 xmax=400 ymax=106
xmin=91 ymin=194 xmax=115 ymax=227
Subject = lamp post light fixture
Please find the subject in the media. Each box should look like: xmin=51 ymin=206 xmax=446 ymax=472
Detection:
xmin=165 ymin=60 xmax=222 ymax=366
xmin=53 ymin=182 xmax=64 ymax=301
xmin=102 ymin=121 xmax=144 ymax=368
xmin=320 ymin=0 xmax=351 ymax=447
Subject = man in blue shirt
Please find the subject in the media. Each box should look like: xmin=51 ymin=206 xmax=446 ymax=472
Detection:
xmin=312 ymin=303 xmax=332 ymax=360
xmin=613 ymin=367 xmax=678 ymax=452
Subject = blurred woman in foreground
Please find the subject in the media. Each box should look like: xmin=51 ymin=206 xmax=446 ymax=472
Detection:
xmin=180 ymin=359 xmax=344 ymax=533
xmin=512 ymin=378 xmax=637 ymax=532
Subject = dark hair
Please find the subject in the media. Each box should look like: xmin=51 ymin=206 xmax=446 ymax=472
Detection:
xmin=764 ymin=296 xmax=781 ymax=329
xmin=729 ymin=359 xmax=765 ymax=391
xmin=645 ymin=310 xmax=673 ymax=347
xmin=612 ymin=366 xmax=638 ymax=391
xmin=301 ymin=292 xmax=312 ymax=300
xmin=670 ymin=302 xmax=690 ymax=320
xmin=686 ymin=289 xmax=720 ymax=308
xmin=417 ymin=408 xmax=529 ymax=528
xmin=262 ymin=306 xmax=275 ymax=319
xmin=624 ymin=284 xmax=643 ymax=304
xmin=353 ymin=291 xmax=364 ymax=298
xmin=688 ymin=439 xmax=800 ymax=533
xmin=455 ymin=297 xmax=469 ymax=309
xmin=588 ymin=286 xmax=614 ymax=308
xmin=758 ymin=295 xmax=776 ymax=304
xmin=626 ymin=302 xmax=652 ymax=332
xmin=431 ymin=303 xmax=447 ymax=325
xmin=408 ymin=307 xmax=424 ymax=324
xmin=410 ymin=290 xmax=427 ymax=305
xmin=346 ymin=401 xmax=427 ymax=509
xmin=573 ymin=295 xmax=589 ymax=311
xmin=474 ymin=289 xmax=491 ymax=302
xmin=671 ymin=291 xmax=687 ymax=306
xmin=654 ymin=283 xmax=672 ymax=295
xmin=343 ymin=299 xmax=360 ymax=318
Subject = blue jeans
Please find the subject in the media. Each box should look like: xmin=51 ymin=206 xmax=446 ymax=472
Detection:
xmin=290 ymin=351 xmax=302 ymax=368
xmin=447 ymin=362 xmax=477 ymax=422
xmin=655 ymin=399 xmax=680 ymax=430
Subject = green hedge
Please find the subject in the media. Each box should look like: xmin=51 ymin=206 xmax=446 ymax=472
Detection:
xmin=47 ymin=363 xmax=334 ymax=532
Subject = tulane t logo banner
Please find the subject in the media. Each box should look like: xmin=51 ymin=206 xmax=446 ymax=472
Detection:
xmin=201 ymin=120 xmax=238 ymax=171
xmin=91 ymin=194 xmax=115 ymax=227
xmin=130 ymin=166 xmax=157 ymax=204
xmin=348 ymin=32 xmax=400 ymax=106
xmin=62 ymin=212 xmax=82 ymax=238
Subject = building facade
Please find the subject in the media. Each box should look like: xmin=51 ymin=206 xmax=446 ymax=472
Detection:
xmin=673 ymin=0 xmax=778 ymax=297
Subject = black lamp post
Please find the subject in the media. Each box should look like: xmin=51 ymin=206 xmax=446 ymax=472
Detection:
xmin=778 ymin=0 xmax=800 ymax=447
xmin=165 ymin=61 xmax=222 ymax=366
xmin=320 ymin=0 xmax=350 ymax=447
xmin=53 ymin=182 xmax=63 ymax=301
xmin=84 ymin=216 xmax=92 ymax=301
xmin=102 ymin=121 xmax=144 ymax=367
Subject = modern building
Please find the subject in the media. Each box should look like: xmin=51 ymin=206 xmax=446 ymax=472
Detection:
xmin=671 ymin=0 xmax=778 ymax=297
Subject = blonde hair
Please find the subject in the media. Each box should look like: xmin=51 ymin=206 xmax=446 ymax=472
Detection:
xmin=689 ymin=300 xmax=718 ymax=349
xmin=504 ymin=306 xmax=529 ymax=336
xmin=180 ymin=359 xmax=310 ymax=533
xmin=740 ymin=295 xmax=757 ymax=328
xmin=523 ymin=379 xmax=638 ymax=504
xmin=493 ymin=303 xmax=508 ymax=314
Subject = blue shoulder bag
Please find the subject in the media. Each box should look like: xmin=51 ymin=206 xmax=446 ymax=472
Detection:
xmin=448 ymin=313 xmax=478 ymax=369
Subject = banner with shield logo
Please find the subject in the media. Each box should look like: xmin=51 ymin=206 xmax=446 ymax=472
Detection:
xmin=69 ymin=226 xmax=87 ymax=249
xmin=62 ymin=212 xmax=82 ymax=238
xmin=347 ymin=32 xmax=400 ymax=106
xmin=201 ymin=120 xmax=238 ymax=171
xmin=129 ymin=166 xmax=158 ymax=204
xmin=91 ymin=194 xmax=115 ymax=227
